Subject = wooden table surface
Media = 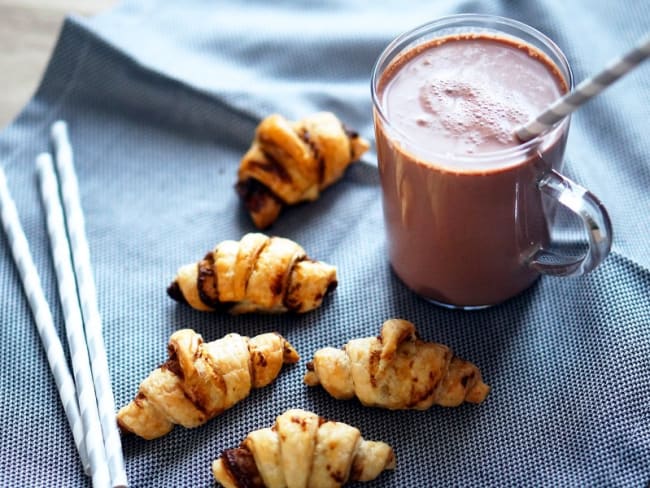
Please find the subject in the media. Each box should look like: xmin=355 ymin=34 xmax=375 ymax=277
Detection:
xmin=0 ymin=0 xmax=116 ymax=129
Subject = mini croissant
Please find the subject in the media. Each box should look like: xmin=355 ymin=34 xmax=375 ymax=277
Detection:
xmin=167 ymin=233 xmax=337 ymax=314
xmin=236 ymin=112 xmax=370 ymax=228
xmin=212 ymin=408 xmax=396 ymax=488
xmin=117 ymin=329 xmax=299 ymax=440
xmin=304 ymin=319 xmax=490 ymax=409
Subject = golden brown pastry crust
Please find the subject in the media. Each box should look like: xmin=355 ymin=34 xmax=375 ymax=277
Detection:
xmin=117 ymin=329 xmax=299 ymax=440
xmin=236 ymin=112 xmax=370 ymax=229
xmin=168 ymin=233 xmax=337 ymax=314
xmin=304 ymin=319 xmax=490 ymax=409
xmin=212 ymin=409 xmax=395 ymax=488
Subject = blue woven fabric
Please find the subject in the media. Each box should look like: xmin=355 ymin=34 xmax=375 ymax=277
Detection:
xmin=1 ymin=1 xmax=648 ymax=486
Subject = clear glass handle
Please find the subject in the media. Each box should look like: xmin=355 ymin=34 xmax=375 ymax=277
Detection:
xmin=529 ymin=169 xmax=613 ymax=276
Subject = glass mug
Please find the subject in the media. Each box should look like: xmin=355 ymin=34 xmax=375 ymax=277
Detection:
xmin=371 ymin=14 xmax=612 ymax=309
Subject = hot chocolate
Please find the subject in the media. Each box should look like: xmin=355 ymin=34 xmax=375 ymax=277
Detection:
xmin=374 ymin=34 xmax=569 ymax=307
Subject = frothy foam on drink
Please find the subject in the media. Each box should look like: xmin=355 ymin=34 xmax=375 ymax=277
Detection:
xmin=378 ymin=35 xmax=566 ymax=162
xmin=418 ymin=78 xmax=529 ymax=154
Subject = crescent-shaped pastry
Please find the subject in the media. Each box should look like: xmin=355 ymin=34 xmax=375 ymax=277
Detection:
xmin=117 ymin=329 xmax=299 ymax=439
xmin=167 ymin=233 xmax=337 ymax=314
xmin=212 ymin=409 xmax=395 ymax=487
xmin=304 ymin=318 xmax=490 ymax=409
xmin=236 ymin=112 xmax=370 ymax=228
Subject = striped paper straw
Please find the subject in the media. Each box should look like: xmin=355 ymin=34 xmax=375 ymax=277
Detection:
xmin=516 ymin=34 xmax=650 ymax=141
xmin=0 ymin=167 xmax=90 ymax=473
xmin=37 ymin=154 xmax=111 ymax=488
xmin=51 ymin=121 xmax=128 ymax=488
xmin=0 ymin=166 xmax=91 ymax=476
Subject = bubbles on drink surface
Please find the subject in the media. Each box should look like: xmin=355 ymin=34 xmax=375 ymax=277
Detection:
xmin=378 ymin=35 xmax=566 ymax=160
xmin=419 ymin=77 xmax=528 ymax=154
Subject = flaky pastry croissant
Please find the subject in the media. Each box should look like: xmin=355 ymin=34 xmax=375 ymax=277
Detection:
xmin=235 ymin=112 xmax=370 ymax=228
xmin=304 ymin=319 xmax=490 ymax=409
xmin=117 ymin=328 xmax=299 ymax=440
xmin=212 ymin=408 xmax=395 ymax=488
xmin=167 ymin=232 xmax=337 ymax=314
